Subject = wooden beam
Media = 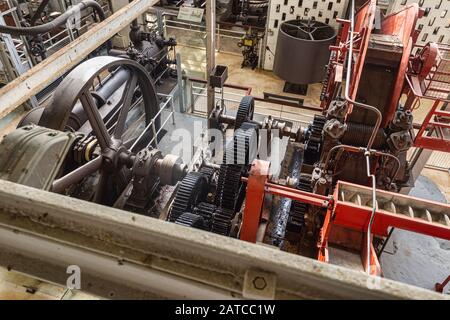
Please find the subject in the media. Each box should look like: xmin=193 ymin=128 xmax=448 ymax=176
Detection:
xmin=0 ymin=0 xmax=158 ymax=119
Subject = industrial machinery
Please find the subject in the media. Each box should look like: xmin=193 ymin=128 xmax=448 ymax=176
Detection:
xmin=237 ymin=28 xmax=260 ymax=69
xmin=157 ymin=0 xmax=267 ymax=26
xmin=0 ymin=0 xmax=109 ymax=61
xmin=0 ymin=0 xmax=449 ymax=299
xmin=0 ymin=4 xmax=185 ymax=216
xmin=273 ymin=19 xmax=337 ymax=95
xmin=162 ymin=0 xmax=450 ymax=277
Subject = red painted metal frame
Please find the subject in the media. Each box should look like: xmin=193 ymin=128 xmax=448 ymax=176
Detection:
xmin=240 ymin=160 xmax=270 ymax=243
xmin=317 ymin=203 xmax=382 ymax=276
xmin=436 ymin=275 xmax=450 ymax=293
xmin=321 ymin=0 xmax=376 ymax=112
xmin=379 ymin=4 xmax=420 ymax=126
xmin=265 ymin=182 xmax=329 ymax=208
xmin=241 ymin=163 xmax=450 ymax=275
xmin=317 ymin=209 xmax=332 ymax=263
xmin=240 ymin=161 xmax=331 ymax=243
xmin=332 ymin=181 xmax=450 ymax=241
xmin=405 ymin=43 xmax=450 ymax=153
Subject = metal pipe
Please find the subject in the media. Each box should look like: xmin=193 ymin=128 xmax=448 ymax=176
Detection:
xmin=0 ymin=0 xmax=106 ymax=36
xmin=343 ymin=0 xmax=382 ymax=150
xmin=29 ymin=0 xmax=51 ymax=26
xmin=92 ymin=68 xmax=131 ymax=105
xmin=0 ymin=0 xmax=159 ymax=119
xmin=176 ymin=53 xmax=185 ymax=112
xmin=323 ymin=144 xmax=401 ymax=182
xmin=365 ymin=151 xmax=376 ymax=274
xmin=51 ymin=156 xmax=103 ymax=193
xmin=324 ymin=144 xmax=399 ymax=274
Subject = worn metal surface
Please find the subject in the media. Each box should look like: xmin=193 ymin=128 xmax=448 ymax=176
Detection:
xmin=205 ymin=0 xmax=216 ymax=128
xmin=0 ymin=125 xmax=75 ymax=190
xmin=0 ymin=179 xmax=446 ymax=299
xmin=0 ymin=0 xmax=159 ymax=119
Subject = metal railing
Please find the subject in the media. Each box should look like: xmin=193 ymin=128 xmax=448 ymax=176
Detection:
xmin=163 ymin=15 xmax=245 ymax=55
xmin=146 ymin=10 xmax=264 ymax=58
xmin=405 ymin=44 xmax=450 ymax=155
xmin=421 ymin=43 xmax=450 ymax=100
xmin=130 ymin=92 xmax=176 ymax=151
xmin=187 ymin=77 xmax=316 ymax=127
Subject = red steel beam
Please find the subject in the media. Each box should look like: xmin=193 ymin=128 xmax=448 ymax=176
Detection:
xmin=415 ymin=136 xmax=450 ymax=153
xmin=265 ymin=183 xmax=330 ymax=208
xmin=436 ymin=275 xmax=450 ymax=293
xmin=332 ymin=182 xmax=450 ymax=241
xmin=240 ymin=160 xmax=270 ymax=243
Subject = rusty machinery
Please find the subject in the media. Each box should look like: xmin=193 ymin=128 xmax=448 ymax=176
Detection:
xmin=0 ymin=13 xmax=186 ymax=216
xmin=0 ymin=0 xmax=449 ymax=292
xmin=237 ymin=28 xmax=261 ymax=69
xmin=165 ymin=0 xmax=450 ymax=280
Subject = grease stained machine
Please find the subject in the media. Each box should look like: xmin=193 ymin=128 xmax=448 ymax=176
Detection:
xmin=0 ymin=0 xmax=450 ymax=293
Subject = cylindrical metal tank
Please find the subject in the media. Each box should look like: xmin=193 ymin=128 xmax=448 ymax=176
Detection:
xmin=273 ymin=19 xmax=337 ymax=84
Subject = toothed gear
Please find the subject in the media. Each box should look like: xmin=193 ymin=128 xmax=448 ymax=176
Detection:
xmin=211 ymin=207 xmax=235 ymax=236
xmin=286 ymin=175 xmax=312 ymax=236
xmin=215 ymin=164 xmax=243 ymax=211
xmin=215 ymin=122 xmax=258 ymax=212
xmin=175 ymin=212 xmax=206 ymax=229
xmin=169 ymin=172 xmax=208 ymax=222
xmin=235 ymin=96 xmax=255 ymax=130
xmin=194 ymin=202 xmax=217 ymax=230
xmin=304 ymin=115 xmax=326 ymax=165
xmin=199 ymin=166 xmax=215 ymax=184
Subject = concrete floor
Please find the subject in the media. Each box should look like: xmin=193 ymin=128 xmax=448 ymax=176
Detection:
xmin=0 ymin=47 xmax=449 ymax=298
xmin=381 ymin=175 xmax=450 ymax=294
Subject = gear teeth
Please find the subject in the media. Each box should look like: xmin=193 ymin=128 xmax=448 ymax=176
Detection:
xmin=214 ymin=164 xmax=242 ymax=210
xmin=286 ymin=175 xmax=313 ymax=235
xmin=194 ymin=202 xmax=216 ymax=230
xmin=169 ymin=172 xmax=207 ymax=222
xmin=235 ymin=96 xmax=255 ymax=130
xmin=304 ymin=115 xmax=326 ymax=165
xmin=199 ymin=166 xmax=215 ymax=184
xmin=175 ymin=212 xmax=206 ymax=229
xmin=215 ymin=121 xmax=259 ymax=212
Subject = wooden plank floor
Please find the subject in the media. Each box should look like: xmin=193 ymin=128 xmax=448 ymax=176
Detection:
xmin=0 ymin=268 xmax=98 ymax=300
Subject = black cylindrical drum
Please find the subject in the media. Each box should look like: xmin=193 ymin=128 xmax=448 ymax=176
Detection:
xmin=273 ymin=19 xmax=337 ymax=84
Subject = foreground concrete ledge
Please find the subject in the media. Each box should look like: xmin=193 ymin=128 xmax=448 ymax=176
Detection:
xmin=0 ymin=179 xmax=446 ymax=299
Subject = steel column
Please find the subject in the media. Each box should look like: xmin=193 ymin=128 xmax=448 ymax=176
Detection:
xmin=176 ymin=52 xmax=185 ymax=112
xmin=205 ymin=0 xmax=215 ymax=128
